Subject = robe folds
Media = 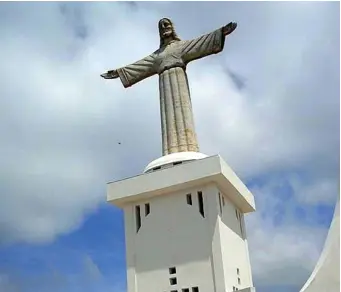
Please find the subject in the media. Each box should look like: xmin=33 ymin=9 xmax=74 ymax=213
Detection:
xmin=117 ymin=28 xmax=225 ymax=155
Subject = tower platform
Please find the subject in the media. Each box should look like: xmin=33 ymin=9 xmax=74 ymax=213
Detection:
xmin=107 ymin=155 xmax=256 ymax=292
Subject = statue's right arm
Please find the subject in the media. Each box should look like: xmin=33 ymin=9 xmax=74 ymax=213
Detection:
xmin=100 ymin=54 xmax=156 ymax=88
xmin=100 ymin=69 xmax=119 ymax=79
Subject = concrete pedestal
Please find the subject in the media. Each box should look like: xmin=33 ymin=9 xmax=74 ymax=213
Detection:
xmin=107 ymin=155 xmax=257 ymax=292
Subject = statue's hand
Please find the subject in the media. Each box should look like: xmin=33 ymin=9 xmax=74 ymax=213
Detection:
xmin=101 ymin=69 xmax=119 ymax=79
xmin=223 ymin=22 xmax=237 ymax=36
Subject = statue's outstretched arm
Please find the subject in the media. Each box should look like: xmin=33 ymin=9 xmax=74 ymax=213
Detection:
xmin=181 ymin=22 xmax=237 ymax=64
xmin=222 ymin=22 xmax=237 ymax=36
xmin=101 ymin=69 xmax=119 ymax=79
xmin=101 ymin=55 xmax=156 ymax=88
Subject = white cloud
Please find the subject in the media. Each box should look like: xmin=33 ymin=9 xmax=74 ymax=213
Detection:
xmin=290 ymin=177 xmax=339 ymax=205
xmin=0 ymin=1 xmax=339 ymax=289
xmin=246 ymin=180 xmax=331 ymax=288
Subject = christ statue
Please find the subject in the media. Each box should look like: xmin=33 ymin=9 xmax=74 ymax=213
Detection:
xmin=101 ymin=18 xmax=237 ymax=156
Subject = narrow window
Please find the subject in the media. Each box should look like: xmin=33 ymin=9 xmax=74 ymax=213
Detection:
xmin=235 ymin=209 xmax=239 ymax=219
xmin=238 ymin=277 xmax=241 ymax=285
xmin=171 ymin=291 xmax=178 ymax=292
xmin=237 ymin=268 xmax=240 ymax=275
xmin=233 ymin=287 xmax=236 ymax=291
xmin=186 ymin=194 xmax=192 ymax=205
xmin=170 ymin=277 xmax=177 ymax=285
xmin=153 ymin=166 xmax=161 ymax=171
xmin=173 ymin=161 xmax=182 ymax=166
xmin=198 ymin=191 xmax=205 ymax=218
xmin=169 ymin=267 xmax=176 ymax=274
xmin=239 ymin=214 xmax=244 ymax=236
xmin=192 ymin=287 xmax=199 ymax=292
xmin=218 ymin=193 xmax=223 ymax=214
xmin=135 ymin=205 xmax=141 ymax=232
xmin=222 ymin=195 xmax=225 ymax=206
xmin=145 ymin=203 xmax=150 ymax=216
xmin=182 ymin=289 xmax=189 ymax=292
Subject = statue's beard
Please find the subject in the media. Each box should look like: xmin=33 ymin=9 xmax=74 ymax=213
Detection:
xmin=162 ymin=30 xmax=173 ymax=38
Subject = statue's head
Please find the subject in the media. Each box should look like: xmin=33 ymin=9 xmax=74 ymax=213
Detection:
xmin=158 ymin=18 xmax=180 ymax=48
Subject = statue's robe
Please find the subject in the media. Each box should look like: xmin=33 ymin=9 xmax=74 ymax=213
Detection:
xmin=117 ymin=28 xmax=225 ymax=155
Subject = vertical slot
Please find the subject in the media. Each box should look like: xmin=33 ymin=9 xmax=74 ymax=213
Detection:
xmin=218 ymin=193 xmax=223 ymax=214
xmin=198 ymin=191 xmax=205 ymax=218
xmin=186 ymin=194 xmax=192 ymax=205
xmin=135 ymin=205 xmax=141 ymax=232
xmin=145 ymin=203 xmax=150 ymax=216
xmin=239 ymin=213 xmax=244 ymax=236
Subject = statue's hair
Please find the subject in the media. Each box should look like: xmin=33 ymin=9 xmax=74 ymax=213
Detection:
xmin=159 ymin=18 xmax=181 ymax=48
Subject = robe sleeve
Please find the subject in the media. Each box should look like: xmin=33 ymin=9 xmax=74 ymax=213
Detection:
xmin=181 ymin=28 xmax=226 ymax=64
xmin=117 ymin=54 xmax=156 ymax=88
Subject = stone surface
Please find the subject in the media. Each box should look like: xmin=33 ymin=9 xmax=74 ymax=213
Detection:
xmin=101 ymin=18 xmax=237 ymax=156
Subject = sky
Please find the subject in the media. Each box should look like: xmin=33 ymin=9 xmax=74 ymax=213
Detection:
xmin=0 ymin=1 xmax=339 ymax=292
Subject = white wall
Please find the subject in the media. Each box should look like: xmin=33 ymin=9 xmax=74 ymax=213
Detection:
xmin=218 ymin=190 xmax=253 ymax=291
xmin=123 ymin=182 xmax=254 ymax=292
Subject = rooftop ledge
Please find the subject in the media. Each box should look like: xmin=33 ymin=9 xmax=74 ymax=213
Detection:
xmin=107 ymin=155 xmax=256 ymax=214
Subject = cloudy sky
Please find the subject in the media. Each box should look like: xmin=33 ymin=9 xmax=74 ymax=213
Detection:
xmin=0 ymin=1 xmax=339 ymax=292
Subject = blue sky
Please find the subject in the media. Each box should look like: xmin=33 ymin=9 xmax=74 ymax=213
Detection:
xmin=0 ymin=1 xmax=339 ymax=292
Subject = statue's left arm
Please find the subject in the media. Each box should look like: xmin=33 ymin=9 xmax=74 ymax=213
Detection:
xmin=181 ymin=22 xmax=237 ymax=64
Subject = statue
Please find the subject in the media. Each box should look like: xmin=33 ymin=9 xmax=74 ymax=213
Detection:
xmin=101 ymin=18 xmax=237 ymax=156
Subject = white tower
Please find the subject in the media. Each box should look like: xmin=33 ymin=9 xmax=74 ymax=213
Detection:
xmin=107 ymin=152 xmax=257 ymax=292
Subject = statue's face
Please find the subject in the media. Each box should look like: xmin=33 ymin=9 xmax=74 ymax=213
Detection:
xmin=159 ymin=18 xmax=174 ymax=39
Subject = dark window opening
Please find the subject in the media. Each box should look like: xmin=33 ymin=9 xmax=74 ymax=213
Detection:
xmin=145 ymin=203 xmax=150 ymax=216
xmin=198 ymin=191 xmax=205 ymax=218
xmin=237 ymin=268 xmax=240 ymax=275
xmin=186 ymin=194 xmax=192 ymax=205
xmin=182 ymin=289 xmax=190 ymax=292
xmin=239 ymin=214 xmax=244 ymax=236
xmin=238 ymin=277 xmax=241 ymax=285
xmin=192 ymin=287 xmax=199 ymax=292
xmin=173 ymin=161 xmax=182 ymax=166
xmin=222 ymin=195 xmax=225 ymax=206
xmin=235 ymin=209 xmax=239 ymax=219
xmin=135 ymin=205 xmax=141 ymax=232
xmin=153 ymin=166 xmax=161 ymax=171
xmin=169 ymin=267 xmax=176 ymax=274
xmin=170 ymin=277 xmax=177 ymax=285
xmin=171 ymin=290 xmax=178 ymax=292
xmin=218 ymin=193 xmax=223 ymax=214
